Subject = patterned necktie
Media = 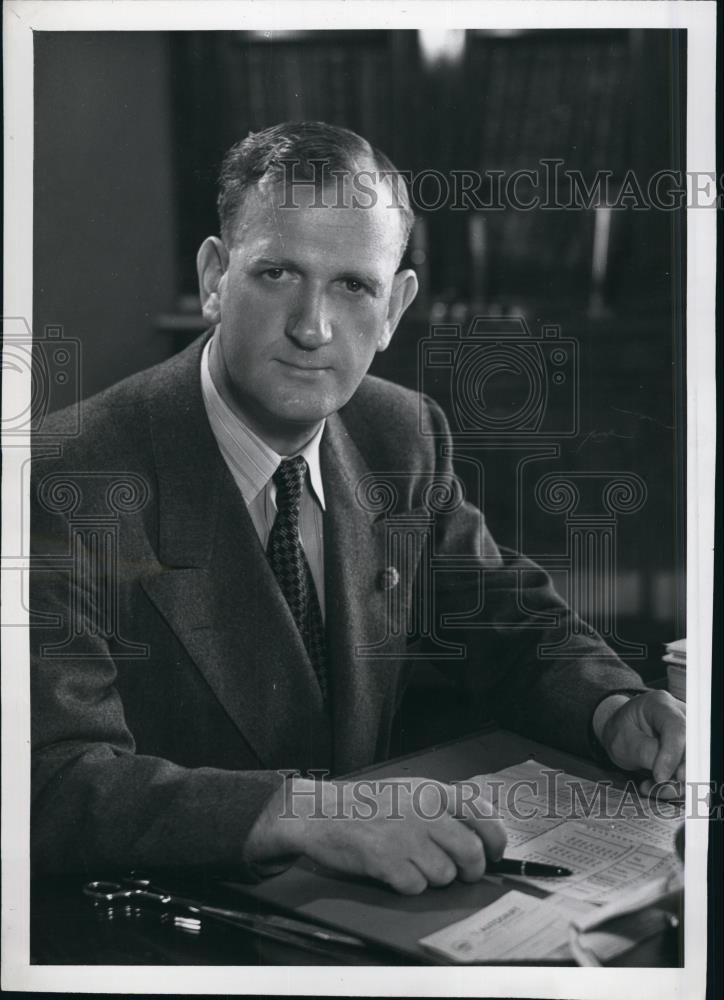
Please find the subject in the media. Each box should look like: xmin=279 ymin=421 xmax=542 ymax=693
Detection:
xmin=267 ymin=456 xmax=328 ymax=702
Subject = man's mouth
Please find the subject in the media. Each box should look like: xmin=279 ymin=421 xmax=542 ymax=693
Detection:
xmin=277 ymin=359 xmax=331 ymax=373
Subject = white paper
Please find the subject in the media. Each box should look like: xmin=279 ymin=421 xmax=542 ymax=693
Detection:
xmin=419 ymin=890 xmax=659 ymax=964
xmin=419 ymin=891 xmax=579 ymax=963
xmin=483 ymin=759 xmax=683 ymax=903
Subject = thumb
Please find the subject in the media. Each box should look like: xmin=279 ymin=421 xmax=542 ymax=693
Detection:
xmin=651 ymin=718 xmax=686 ymax=782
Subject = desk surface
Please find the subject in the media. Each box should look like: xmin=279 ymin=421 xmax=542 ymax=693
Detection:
xmin=30 ymin=726 xmax=683 ymax=967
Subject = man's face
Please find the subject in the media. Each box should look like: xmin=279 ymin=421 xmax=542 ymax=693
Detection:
xmin=198 ymin=177 xmax=417 ymax=451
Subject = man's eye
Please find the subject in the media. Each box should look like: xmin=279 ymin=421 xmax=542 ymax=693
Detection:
xmin=263 ymin=268 xmax=285 ymax=280
xmin=343 ymin=278 xmax=366 ymax=294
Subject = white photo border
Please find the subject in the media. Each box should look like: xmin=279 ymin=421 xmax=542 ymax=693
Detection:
xmin=2 ymin=1 xmax=716 ymax=996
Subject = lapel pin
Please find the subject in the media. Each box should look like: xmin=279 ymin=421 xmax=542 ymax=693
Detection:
xmin=377 ymin=567 xmax=400 ymax=591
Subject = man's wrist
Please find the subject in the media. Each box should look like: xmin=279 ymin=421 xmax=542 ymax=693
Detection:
xmin=243 ymin=776 xmax=314 ymax=864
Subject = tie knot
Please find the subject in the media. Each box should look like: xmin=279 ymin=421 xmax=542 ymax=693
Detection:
xmin=273 ymin=456 xmax=308 ymax=515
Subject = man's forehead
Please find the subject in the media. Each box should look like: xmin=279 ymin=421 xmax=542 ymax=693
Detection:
xmin=231 ymin=173 xmax=405 ymax=249
xmin=257 ymin=163 xmax=381 ymax=203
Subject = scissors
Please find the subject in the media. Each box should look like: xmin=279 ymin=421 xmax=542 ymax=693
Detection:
xmin=83 ymin=877 xmax=365 ymax=950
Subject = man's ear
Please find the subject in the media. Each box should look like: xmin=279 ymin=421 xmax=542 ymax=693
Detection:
xmin=377 ymin=269 xmax=419 ymax=351
xmin=196 ymin=237 xmax=229 ymax=327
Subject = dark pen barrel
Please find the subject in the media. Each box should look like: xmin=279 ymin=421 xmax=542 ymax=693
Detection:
xmin=486 ymin=859 xmax=572 ymax=877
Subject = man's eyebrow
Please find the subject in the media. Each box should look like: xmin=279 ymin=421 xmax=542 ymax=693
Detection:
xmin=251 ymin=255 xmax=384 ymax=294
xmin=251 ymin=255 xmax=298 ymax=270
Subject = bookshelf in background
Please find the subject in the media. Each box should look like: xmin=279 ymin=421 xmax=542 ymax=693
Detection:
xmin=168 ymin=29 xmax=682 ymax=319
xmin=160 ymin=29 xmax=685 ymax=676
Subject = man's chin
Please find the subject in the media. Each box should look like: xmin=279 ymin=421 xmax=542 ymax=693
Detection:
xmin=271 ymin=390 xmax=348 ymax=427
xmin=273 ymin=407 xmax=334 ymax=430
xmin=256 ymin=400 xmax=338 ymax=447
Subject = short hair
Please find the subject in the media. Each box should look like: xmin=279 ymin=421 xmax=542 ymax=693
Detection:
xmin=217 ymin=121 xmax=415 ymax=259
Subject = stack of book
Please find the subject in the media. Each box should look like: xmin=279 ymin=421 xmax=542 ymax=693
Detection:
xmin=663 ymin=639 xmax=686 ymax=702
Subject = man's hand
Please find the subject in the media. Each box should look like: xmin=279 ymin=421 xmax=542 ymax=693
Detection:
xmin=596 ymin=690 xmax=686 ymax=797
xmin=244 ymin=775 xmax=506 ymax=895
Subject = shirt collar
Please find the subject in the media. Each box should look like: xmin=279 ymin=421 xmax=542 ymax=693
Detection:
xmin=200 ymin=336 xmax=326 ymax=510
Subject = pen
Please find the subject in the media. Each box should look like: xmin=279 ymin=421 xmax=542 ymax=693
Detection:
xmin=254 ymin=913 xmax=366 ymax=947
xmin=199 ymin=909 xmax=366 ymax=950
xmin=486 ymin=859 xmax=572 ymax=877
xmin=173 ymin=910 xmax=367 ymax=958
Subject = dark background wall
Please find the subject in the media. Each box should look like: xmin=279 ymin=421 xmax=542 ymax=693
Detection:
xmin=33 ymin=30 xmax=686 ymax=721
xmin=34 ymin=30 xmax=685 ymax=399
xmin=33 ymin=32 xmax=178 ymax=397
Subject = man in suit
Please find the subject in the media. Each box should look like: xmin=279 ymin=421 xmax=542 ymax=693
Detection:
xmin=31 ymin=122 xmax=685 ymax=894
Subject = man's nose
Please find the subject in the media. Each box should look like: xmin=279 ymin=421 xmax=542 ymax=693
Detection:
xmin=286 ymin=286 xmax=333 ymax=350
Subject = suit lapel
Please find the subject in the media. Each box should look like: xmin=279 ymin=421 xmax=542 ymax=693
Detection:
xmin=322 ymin=413 xmax=407 ymax=774
xmin=139 ymin=339 xmax=332 ymax=771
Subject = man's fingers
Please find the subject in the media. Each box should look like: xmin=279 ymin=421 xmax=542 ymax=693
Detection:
xmin=638 ymin=777 xmax=653 ymax=798
xmin=471 ymin=816 xmax=508 ymax=862
xmin=385 ymin=861 xmax=429 ymax=896
xmin=305 ymin=778 xmax=509 ymax=895
xmin=639 ymin=776 xmax=685 ymax=801
xmin=656 ymin=781 xmax=685 ymax=800
xmin=447 ymin=780 xmax=507 ymax=861
xmin=411 ymin=839 xmax=459 ymax=888
xmin=652 ymin=718 xmax=686 ymax=783
xmin=430 ymin=816 xmax=487 ymax=883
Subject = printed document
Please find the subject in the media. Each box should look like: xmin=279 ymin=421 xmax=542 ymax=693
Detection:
xmin=420 ymin=759 xmax=683 ymax=962
xmin=481 ymin=758 xmax=682 ymax=903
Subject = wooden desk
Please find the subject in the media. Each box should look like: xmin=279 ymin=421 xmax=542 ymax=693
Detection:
xmin=30 ymin=727 xmax=683 ymax=967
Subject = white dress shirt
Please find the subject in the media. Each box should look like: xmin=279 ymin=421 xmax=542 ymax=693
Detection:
xmin=200 ymin=338 xmax=326 ymax=616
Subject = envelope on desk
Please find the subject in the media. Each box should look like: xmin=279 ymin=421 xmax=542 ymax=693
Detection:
xmin=419 ymin=880 xmax=680 ymax=964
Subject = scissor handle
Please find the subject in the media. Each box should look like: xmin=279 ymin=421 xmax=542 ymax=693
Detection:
xmin=83 ymin=879 xmax=176 ymax=907
xmin=83 ymin=880 xmax=135 ymax=902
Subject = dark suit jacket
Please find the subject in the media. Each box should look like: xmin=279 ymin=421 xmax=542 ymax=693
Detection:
xmin=30 ymin=334 xmax=646 ymax=873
